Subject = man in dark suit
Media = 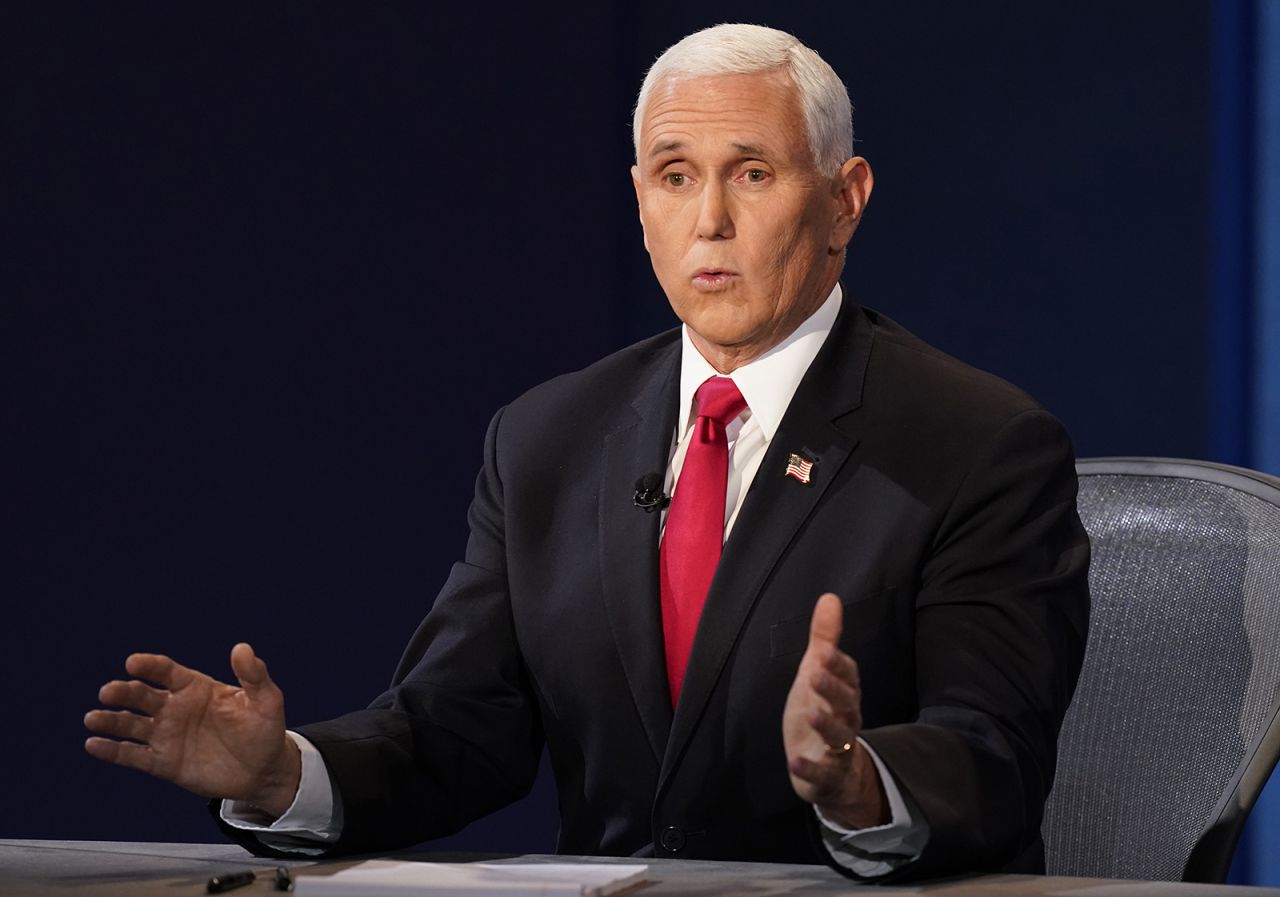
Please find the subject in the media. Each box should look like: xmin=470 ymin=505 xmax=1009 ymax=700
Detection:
xmin=85 ymin=24 xmax=1089 ymax=881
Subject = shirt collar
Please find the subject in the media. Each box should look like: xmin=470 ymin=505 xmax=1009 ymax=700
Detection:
xmin=677 ymin=283 xmax=842 ymax=442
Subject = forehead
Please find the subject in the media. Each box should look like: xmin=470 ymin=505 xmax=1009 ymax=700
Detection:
xmin=637 ymin=70 xmax=808 ymax=161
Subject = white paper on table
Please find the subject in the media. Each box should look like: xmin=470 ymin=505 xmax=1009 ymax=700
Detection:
xmin=293 ymin=860 xmax=650 ymax=897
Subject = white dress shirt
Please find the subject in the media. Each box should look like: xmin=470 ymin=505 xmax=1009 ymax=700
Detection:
xmin=224 ymin=283 xmax=928 ymax=875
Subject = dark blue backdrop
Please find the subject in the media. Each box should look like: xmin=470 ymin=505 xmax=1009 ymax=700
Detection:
xmin=8 ymin=0 xmax=1269 ymax=881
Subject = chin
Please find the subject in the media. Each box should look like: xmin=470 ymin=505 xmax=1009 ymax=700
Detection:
xmin=682 ymin=316 xmax=765 ymax=353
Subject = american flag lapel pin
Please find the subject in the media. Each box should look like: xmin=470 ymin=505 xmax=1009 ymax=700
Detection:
xmin=784 ymin=451 xmax=816 ymax=485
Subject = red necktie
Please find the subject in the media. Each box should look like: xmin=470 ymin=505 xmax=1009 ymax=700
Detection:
xmin=660 ymin=376 xmax=747 ymax=706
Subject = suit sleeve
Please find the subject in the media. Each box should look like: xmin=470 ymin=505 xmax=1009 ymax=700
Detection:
xmin=857 ymin=408 xmax=1090 ymax=881
xmin=215 ymin=406 xmax=544 ymax=857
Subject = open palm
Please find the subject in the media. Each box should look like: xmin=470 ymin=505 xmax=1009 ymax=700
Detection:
xmin=85 ymin=643 xmax=299 ymax=817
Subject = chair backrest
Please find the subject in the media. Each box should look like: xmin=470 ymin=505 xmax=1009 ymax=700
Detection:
xmin=1042 ymin=458 xmax=1280 ymax=881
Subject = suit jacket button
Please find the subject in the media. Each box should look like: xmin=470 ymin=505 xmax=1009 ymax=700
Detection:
xmin=659 ymin=826 xmax=686 ymax=852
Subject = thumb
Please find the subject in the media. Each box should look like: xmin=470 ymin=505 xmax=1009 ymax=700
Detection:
xmin=809 ymin=593 xmax=844 ymax=647
xmin=229 ymin=642 xmax=273 ymax=694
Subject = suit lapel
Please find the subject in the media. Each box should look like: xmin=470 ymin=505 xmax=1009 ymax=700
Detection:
xmin=660 ymin=298 xmax=875 ymax=781
xmin=598 ymin=339 xmax=682 ymax=763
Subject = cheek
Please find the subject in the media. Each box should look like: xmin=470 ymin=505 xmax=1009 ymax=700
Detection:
xmin=757 ymin=221 xmax=805 ymax=272
xmin=644 ymin=209 xmax=691 ymax=268
xmin=776 ymin=200 xmax=831 ymax=252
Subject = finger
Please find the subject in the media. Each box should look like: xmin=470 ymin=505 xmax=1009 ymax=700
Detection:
xmin=97 ymin=679 xmax=167 ymax=716
xmin=84 ymin=709 xmax=155 ymax=744
xmin=229 ymin=642 xmax=273 ymax=694
xmin=808 ymin=593 xmax=843 ymax=646
xmin=810 ymin=667 xmax=860 ymax=716
xmin=124 ymin=653 xmax=194 ymax=690
xmin=789 ymin=754 xmax=842 ymax=793
xmin=809 ymin=711 xmax=858 ymax=756
xmin=84 ymin=736 xmax=156 ymax=775
xmin=819 ymin=648 xmax=860 ymax=689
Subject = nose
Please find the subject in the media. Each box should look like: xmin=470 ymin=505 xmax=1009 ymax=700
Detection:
xmin=695 ymin=181 xmax=734 ymax=240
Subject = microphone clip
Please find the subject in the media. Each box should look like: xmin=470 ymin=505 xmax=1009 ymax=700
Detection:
xmin=633 ymin=474 xmax=670 ymax=513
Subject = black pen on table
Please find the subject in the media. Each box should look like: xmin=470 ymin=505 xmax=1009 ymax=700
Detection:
xmin=207 ymin=865 xmax=293 ymax=893
xmin=206 ymin=869 xmax=255 ymax=893
xmin=274 ymin=866 xmax=294 ymax=890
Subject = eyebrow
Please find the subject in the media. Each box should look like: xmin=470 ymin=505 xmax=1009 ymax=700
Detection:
xmin=645 ymin=140 xmax=772 ymax=159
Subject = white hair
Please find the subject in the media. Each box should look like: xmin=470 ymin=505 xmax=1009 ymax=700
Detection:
xmin=632 ymin=23 xmax=853 ymax=176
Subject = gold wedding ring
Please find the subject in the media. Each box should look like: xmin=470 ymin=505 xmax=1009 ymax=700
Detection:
xmin=826 ymin=741 xmax=854 ymax=755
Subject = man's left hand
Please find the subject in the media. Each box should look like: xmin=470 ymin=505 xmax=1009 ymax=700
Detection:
xmin=782 ymin=592 xmax=890 ymax=830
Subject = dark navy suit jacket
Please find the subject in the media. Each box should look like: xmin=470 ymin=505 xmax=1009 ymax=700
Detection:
xmin=219 ymin=298 xmax=1090 ymax=881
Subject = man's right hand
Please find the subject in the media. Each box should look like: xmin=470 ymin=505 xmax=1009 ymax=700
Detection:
xmin=85 ymin=642 xmax=301 ymax=819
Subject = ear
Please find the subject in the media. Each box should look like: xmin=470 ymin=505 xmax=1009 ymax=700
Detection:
xmin=829 ymin=157 xmax=874 ymax=252
xmin=631 ymin=165 xmax=651 ymax=253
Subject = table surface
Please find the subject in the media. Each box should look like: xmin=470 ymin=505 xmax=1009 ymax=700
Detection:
xmin=4 ymin=840 xmax=1279 ymax=897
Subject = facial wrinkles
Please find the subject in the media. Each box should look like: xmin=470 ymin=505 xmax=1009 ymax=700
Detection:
xmin=767 ymin=210 xmax=827 ymax=334
xmin=635 ymin=72 xmax=841 ymax=367
xmin=644 ymin=136 xmax=819 ymax=268
xmin=640 ymin=77 xmax=802 ymax=168
xmin=670 ymin=195 xmax=825 ymax=342
xmin=751 ymin=162 xmax=832 ymax=304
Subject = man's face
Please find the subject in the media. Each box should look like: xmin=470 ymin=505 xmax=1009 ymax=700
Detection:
xmin=631 ymin=70 xmax=870 ymax=371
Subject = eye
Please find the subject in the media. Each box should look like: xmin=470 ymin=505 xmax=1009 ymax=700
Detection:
xmin=744 ymin=168 xmax=769 ymax=183
xmin=663 ymin=172 xmax=687 ymax=187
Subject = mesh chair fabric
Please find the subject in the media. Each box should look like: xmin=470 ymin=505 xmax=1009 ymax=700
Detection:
xmin=1043 ymin=470 xmax=1280 ymax=880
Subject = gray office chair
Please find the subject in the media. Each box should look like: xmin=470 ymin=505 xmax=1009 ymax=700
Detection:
xmin=1042 ymin=458 xmax=1280 ymax=882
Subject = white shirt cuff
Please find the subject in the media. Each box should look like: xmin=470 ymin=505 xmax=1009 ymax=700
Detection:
xmin=219 ymin=731 xmax=342 ymax=854
xmin=814 ymin=738 xmax=929 ymax=877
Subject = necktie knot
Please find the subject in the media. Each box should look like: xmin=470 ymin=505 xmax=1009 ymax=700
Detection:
xmin=694 ymin=376 xmax=747 ymax=427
